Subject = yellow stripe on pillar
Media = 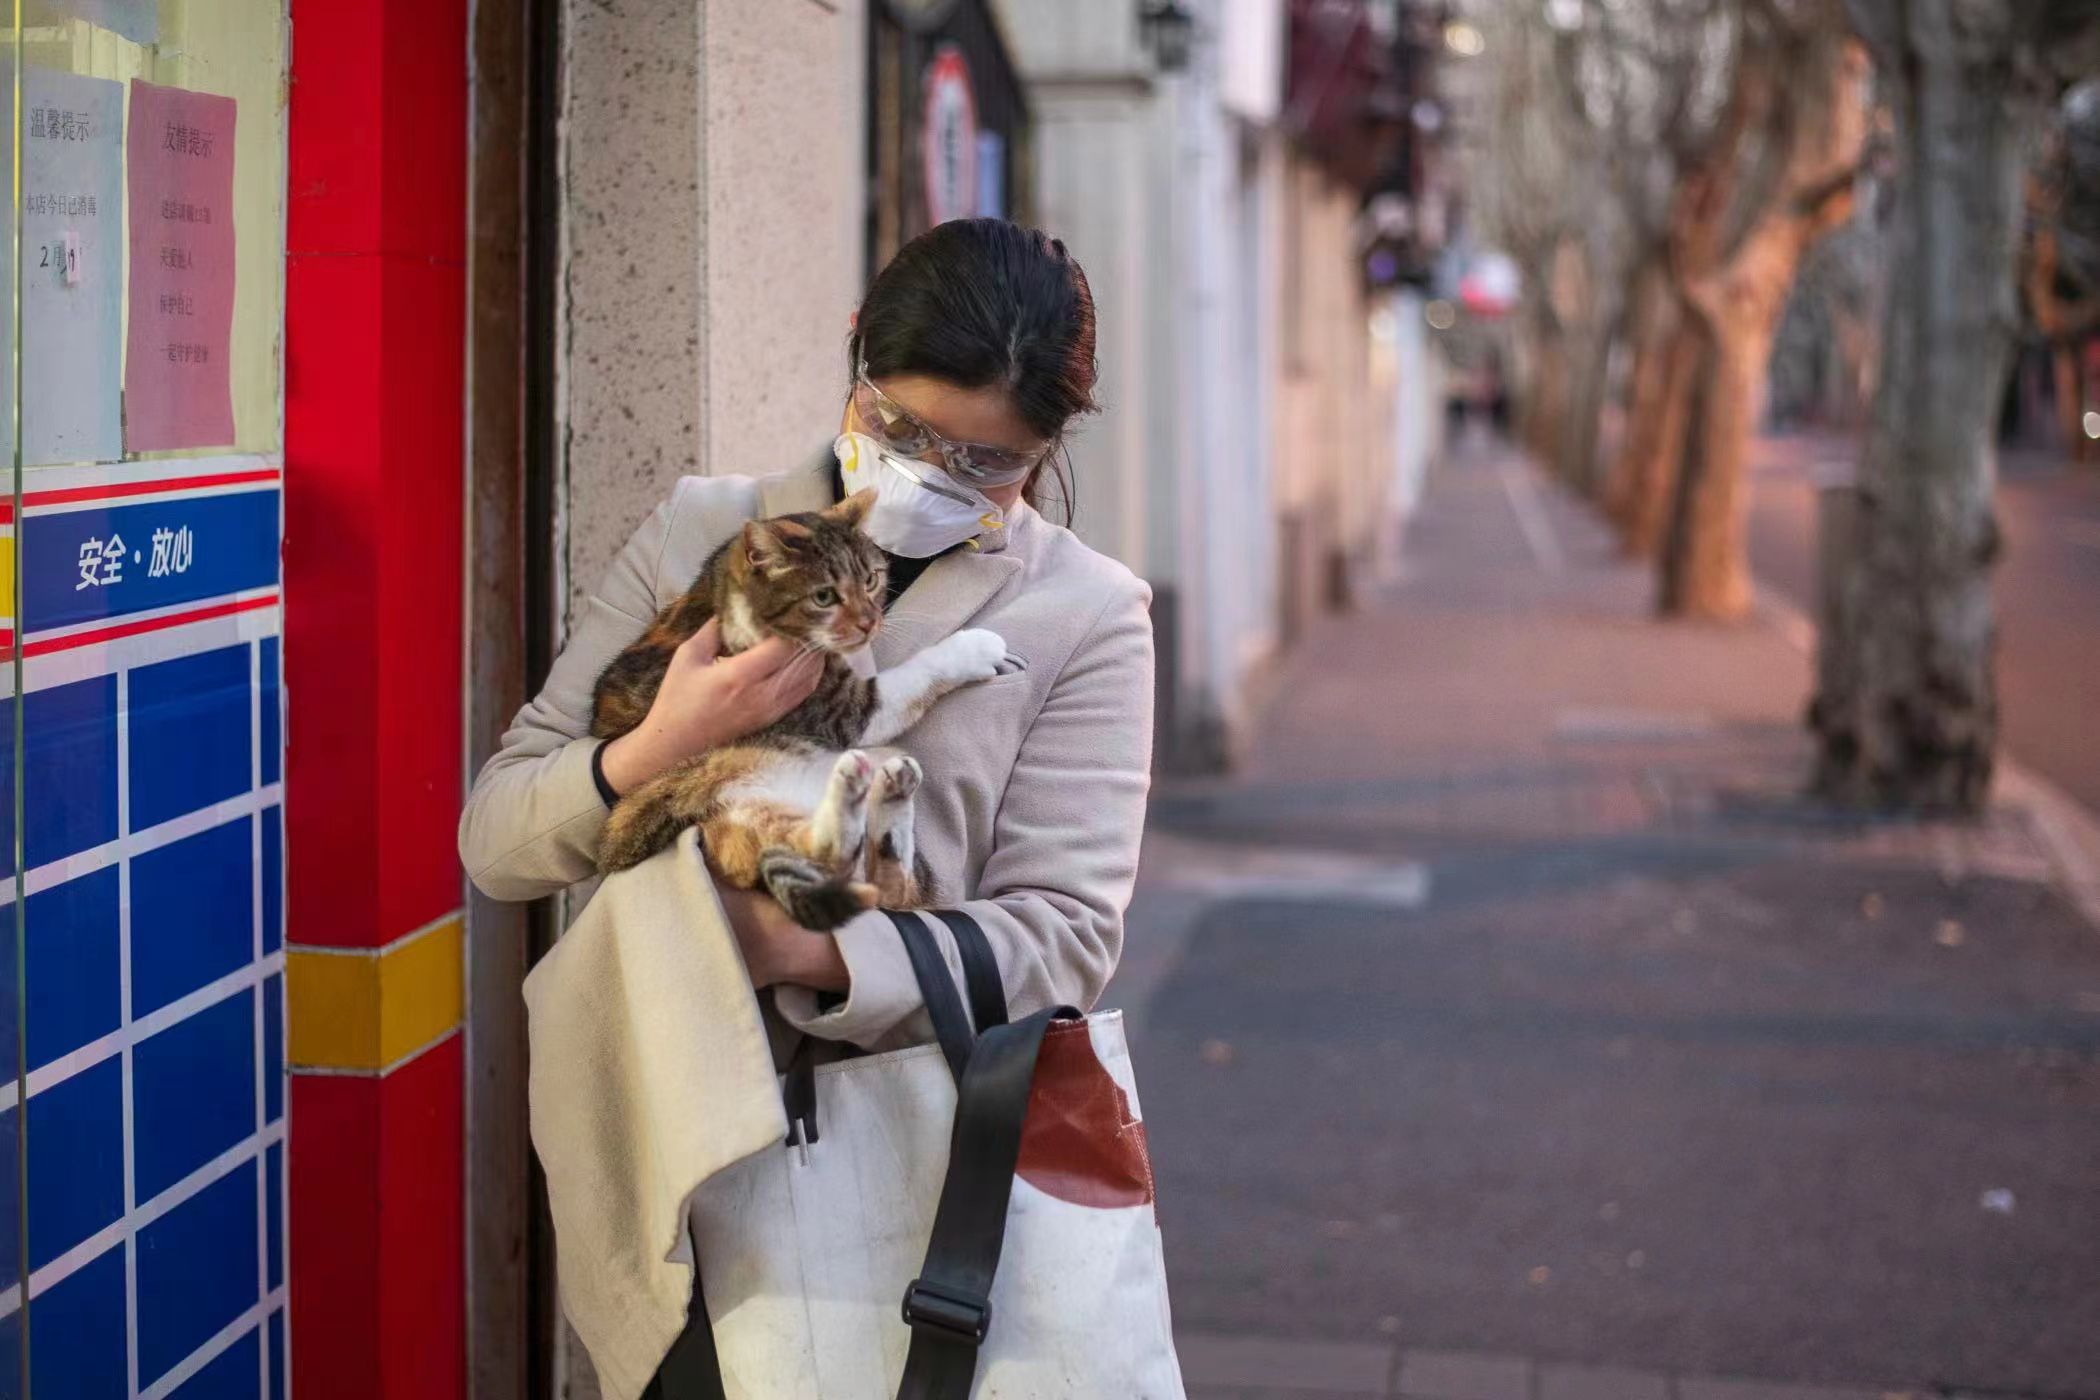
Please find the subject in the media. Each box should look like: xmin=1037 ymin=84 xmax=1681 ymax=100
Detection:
xmin=288 ymin=911 xmax=464 ymax=1072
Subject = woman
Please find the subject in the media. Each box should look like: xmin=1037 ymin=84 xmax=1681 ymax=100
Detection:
xmin=459 ymin=217 xmax=1153 ymax=1079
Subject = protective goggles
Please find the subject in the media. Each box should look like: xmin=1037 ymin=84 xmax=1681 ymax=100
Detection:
xmin=850 ymin=362 xmax=1052 ymax=489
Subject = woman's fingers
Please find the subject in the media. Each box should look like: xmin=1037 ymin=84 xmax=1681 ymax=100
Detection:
xmin=728 ymin=635 xmax=801 ymax=679
xmin=685 ymin=617 xmax=722 ymax=663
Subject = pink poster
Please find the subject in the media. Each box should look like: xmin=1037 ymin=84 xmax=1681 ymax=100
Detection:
xmin=125 ymin=79 xmax=237 ymax=451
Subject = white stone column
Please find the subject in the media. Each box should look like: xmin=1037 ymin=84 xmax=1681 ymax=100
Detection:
xmin=559 ymin=0 xmax=867 ymax=630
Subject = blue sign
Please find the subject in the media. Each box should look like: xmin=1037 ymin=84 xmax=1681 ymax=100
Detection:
xmin=23 ymin=487 xmax=278 ymax=632
xmin=976 ymin=131 xmax=1005 ymax=219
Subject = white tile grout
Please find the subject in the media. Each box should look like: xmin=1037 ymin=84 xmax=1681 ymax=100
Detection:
xmin=0 ymin=1122 xmax=285 ymax=1324
xmin=136 ymin=1287 xmax=288 ymax=1400
xmin=0 ymin=952 xmax=284 ymax=1113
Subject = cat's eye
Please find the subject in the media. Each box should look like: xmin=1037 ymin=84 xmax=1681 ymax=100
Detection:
xmin=811 ymin=587 xmax=839 ymax=608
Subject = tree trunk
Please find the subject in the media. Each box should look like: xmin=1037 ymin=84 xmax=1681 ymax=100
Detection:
xmin=1523 ymin=319 xmax=1571 ymax=462
xmin=1619 ymin=315 xmax=1700 ymax=557
xmin=1811 ymin=1 xmax=2033 ymax=812
xmin=2052 ymin=345 xmax=2088 ymax=460
xmin=1660 ymin=217 xmax=1824 ymax=618
xmin=1560 ymin=303 xmax=1624 ymax=498
xmin=1605 ymin=258 xmax=1676 ymax=523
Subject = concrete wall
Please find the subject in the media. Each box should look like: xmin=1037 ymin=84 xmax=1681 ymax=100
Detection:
xmin=559 ymin=0 xmax=866 ymax=630
xmin=551 ymin=2 xmax=866 ymax=1391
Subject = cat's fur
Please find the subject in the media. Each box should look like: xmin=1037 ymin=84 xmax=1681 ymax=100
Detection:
xmin=589 ymin=489 xmax=1011 ymax=929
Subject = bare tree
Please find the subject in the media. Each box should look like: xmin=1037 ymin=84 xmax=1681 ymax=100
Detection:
xmin=1471 ymin=0 xmax=1598 ymax=466
xmin=1656 ymin=9 xmax=1869 ymax=618
xmin=2022 ymin=79 xmax=2100 ymax=460
xmin=1811 ymin=1 xmax=2099 ymax=812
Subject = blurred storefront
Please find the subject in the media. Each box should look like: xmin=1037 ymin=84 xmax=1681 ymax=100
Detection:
xmin=867 ymin=0 xmax=1035 ymax=281
xmin=996 ymin=0 xmax=1440 ymax=773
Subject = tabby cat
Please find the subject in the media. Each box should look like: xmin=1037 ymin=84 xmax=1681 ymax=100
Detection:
xmin=589 ymin=488 xmax=1018 ymax=930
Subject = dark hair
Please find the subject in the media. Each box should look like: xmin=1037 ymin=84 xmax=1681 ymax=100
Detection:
xmin=851 ymin=219 xmax=1097 ymax=521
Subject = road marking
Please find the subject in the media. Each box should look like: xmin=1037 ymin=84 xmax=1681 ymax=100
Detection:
xmin=1143 ymin=837 xmax=1433 ymax=909
xmin=1497 ymin=458 xmax=1567 ymax=575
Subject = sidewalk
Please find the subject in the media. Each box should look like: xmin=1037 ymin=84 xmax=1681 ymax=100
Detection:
xmin=1125 ymin=436 xmax=2100 ymax=1400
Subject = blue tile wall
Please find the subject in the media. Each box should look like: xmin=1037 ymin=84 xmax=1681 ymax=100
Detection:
xmin=129 ymin=643 xmax=254 ymax=832
xmin=167 ymin=1325 xmax=261 ymax=1400
xmin=0 ymin=1109 xmax=18 ymax=1296
xmin=25 ymin=1056 xmax=124 ymax=1271
xmin=26 ymin=864 xmax=123 ymax=1071
xmin=131 ymin=816 xmax=254 ymax=1019
xmin=28 ymin=1247 xmax=128 ymax=1400
xmin=24 ymin=675 xmax=118 ymax=868
xmin=262 ymin=973 xmax=283 ymax=1125
xmin=136 ymin=1163 xmax=259 ymax=1390
xmin=260 ymin=803 xmax=282 ymax=956
xmin=134 ymin=989 xmax=257 ymax=1202
xmin=17 ymin=482 xmax=284 ymax=1396
xmin=259 ymin=636 xmax=280 ymax=787
xmin=0 ymin=1307 xmax=20 ymax=1400
xmin=0 ymin=695 xmax=14 ymax=881
xmin=265 ymin=1143 xmax=284 ymax=1294
xmin=267 ymin=1309 xmax=285 ymax=1400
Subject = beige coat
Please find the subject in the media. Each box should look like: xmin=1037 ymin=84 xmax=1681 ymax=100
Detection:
xmin=459 ymin=452 xmax=1156 ymax=1050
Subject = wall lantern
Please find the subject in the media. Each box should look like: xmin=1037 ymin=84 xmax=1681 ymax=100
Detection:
xmin=1141 ymin=0 xmax=1198 ymax=73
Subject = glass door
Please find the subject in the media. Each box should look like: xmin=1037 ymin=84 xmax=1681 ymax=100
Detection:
xmin=7 ymin=2 xmax=286 ymax=1395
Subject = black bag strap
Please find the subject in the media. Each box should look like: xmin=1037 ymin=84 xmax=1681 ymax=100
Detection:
xmin=653 ymin=909 xmax=1060 ymax=1400
xmin=896 ymin=1003 xmax=1077 ymax=1400
xmin=889 ymin=911 xmax=976 ymax=1080
xmin=930 ymin=908 xmax=1008 ymax=1033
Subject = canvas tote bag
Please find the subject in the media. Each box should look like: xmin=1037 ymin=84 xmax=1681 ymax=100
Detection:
xmin=651 ymin=910 xmax=1186 ymax=1400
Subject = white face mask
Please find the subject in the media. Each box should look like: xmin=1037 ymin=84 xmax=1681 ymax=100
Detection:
xmin=834 ymin=431 xmax=1007 ymax=558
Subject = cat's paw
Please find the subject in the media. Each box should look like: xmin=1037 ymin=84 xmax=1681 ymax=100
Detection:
xmin=940 ymin=628 xmax=1012 ymax=684
xmin=828 ymin=749 xmax=876 ymax=802
xmin=875 ymin=754 xmax=923 ymax=803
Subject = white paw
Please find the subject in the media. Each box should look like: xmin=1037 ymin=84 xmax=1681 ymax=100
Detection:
xmin=941 ymin=629 xmax=1011 ymax=684
xmin=830 ymin=749 xmax=875 ymax=800
xmin=876 ymin=754 xmax=923 ymax=802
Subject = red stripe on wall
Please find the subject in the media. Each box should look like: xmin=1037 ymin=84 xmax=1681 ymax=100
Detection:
xmin=10 ymin=593 xmax=279 ymax=659
xmin=19 ymin=468 xmax=283 ymax=512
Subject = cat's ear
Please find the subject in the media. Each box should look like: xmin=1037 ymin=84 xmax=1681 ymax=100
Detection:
xmin=828 ymin=488 xmax=877 ymax=529
xmin=742 ymin=520 xmax=797 ymax=573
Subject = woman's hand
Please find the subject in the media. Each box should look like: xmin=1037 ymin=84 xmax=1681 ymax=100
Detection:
xmin=599 ymin=619 xmax=824 ymax=795
xmin=715 ymin=884 xmax=850 ymax=992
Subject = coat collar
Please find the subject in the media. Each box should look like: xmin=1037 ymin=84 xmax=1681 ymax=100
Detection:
xmin=758 ymin=449 xmax=1025 ymax=667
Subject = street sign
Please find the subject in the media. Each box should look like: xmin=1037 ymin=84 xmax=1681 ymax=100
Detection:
xmin=921 ymin=45 xmax=977 ymax=227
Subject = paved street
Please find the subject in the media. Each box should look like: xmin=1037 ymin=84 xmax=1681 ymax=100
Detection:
xmin=1121 ymin=439 xmax=2100 ymax=1399
xmin=1747 ymin=434 xmax=2100 ymax=814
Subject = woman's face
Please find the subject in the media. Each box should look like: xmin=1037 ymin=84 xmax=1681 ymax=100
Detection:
xmin=843 ymin=373 xmax=1045 ymax=512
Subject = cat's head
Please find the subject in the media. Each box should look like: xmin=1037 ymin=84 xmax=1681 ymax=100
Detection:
xmin=725 ymin=489 xmax=887 ymax=654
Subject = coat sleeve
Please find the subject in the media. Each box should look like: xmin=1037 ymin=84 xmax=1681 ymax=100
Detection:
xmin=457 ymin=483 xmax=690 ymax=902
xmin=775 ymin=574 xmax=1156 ymax=1048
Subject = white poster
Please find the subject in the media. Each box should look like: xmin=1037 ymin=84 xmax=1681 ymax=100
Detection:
xmin=21 ymin=68 xmax=127 ymax=466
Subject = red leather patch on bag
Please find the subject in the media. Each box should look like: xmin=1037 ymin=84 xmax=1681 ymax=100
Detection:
xmin=1016 ymin=1021 xmax=1155 ymax=1209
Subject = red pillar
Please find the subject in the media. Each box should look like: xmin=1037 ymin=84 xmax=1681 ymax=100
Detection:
xmin=283 ymin=0 xmax=470 ymax=1394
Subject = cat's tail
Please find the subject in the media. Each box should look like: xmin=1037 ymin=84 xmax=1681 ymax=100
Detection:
xmin=760 ymin=849 xmax=880 ymax=933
